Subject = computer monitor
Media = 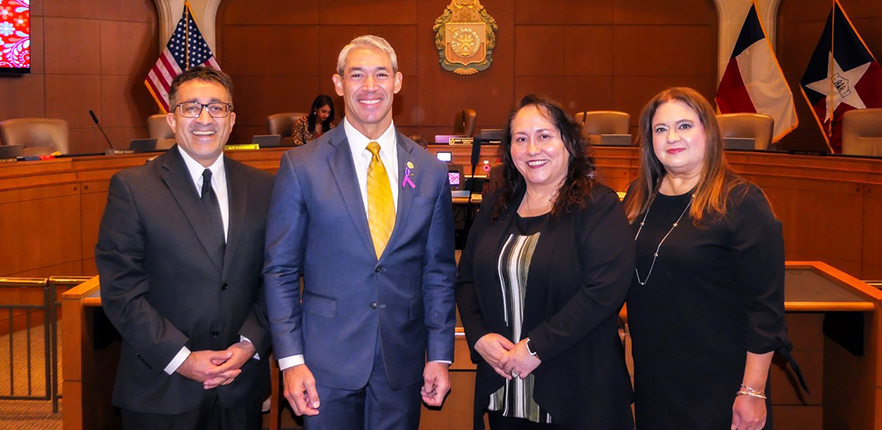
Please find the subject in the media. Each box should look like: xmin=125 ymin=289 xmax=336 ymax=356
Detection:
xmin=129 ymin=138 xmax=158 ymax=153
xmin=252 ymin=134 xmax=282 ymax=147
xmin=436 ymin=151 xmax=452 ymax=162
xmin=0 ymin=144 xmax=22 ymax=159
xmin=723 ymin=137 xmax=755 ymax=151
xmin=447 ymin=163 xmax=464 ymax=190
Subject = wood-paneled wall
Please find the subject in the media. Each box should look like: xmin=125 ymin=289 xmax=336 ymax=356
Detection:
xmin=0 ymin=0 xmax=159 ymax=155
xmin=4 ymin=1 xmax=882 ymax=154
xmin=216 ymin=0 xmax=719 ymax=145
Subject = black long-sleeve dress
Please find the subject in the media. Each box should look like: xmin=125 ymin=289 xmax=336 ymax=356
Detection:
xmin=456 ymin=184 xmax=635 ymax=430
xmin=626 ymin=182 xmax=793 ymax=429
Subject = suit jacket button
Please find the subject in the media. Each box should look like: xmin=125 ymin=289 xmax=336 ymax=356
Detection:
xmin=375 ymin=266 xmax=383 ymax=273
xmin=370 ymin=302 xmax=378 ymax=310
xmin=221 ymin=283 xmax=229 ymax=290
xmin=211 ymin=330 xmax=220 ymax=337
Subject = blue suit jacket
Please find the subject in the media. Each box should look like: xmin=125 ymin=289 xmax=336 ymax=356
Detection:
xmin=263 ymin=126 xmax=456 ymax=390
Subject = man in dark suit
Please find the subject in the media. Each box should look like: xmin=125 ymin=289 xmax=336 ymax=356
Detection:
xmin=263 ymin=35 xmax=457 ymax=429
xmin=96 ymin=67 xmax=272 ymax=430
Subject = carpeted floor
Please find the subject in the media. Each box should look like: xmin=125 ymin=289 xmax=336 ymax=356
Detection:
xmin=0 ymin=399 xmax=62 ymax=430
xmin=0 ymin=319 xmax=301 ymax=430
xmin=0 ymin=316 xmax=63 ymax=429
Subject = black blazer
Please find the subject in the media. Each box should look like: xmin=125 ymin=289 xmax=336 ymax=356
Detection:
xmin=96 ymin=147 xmax=272 ymax=414
xmin=455 ymin=184 xmax=635 ymax=429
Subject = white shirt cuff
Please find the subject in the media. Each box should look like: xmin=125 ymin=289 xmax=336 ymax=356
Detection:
xmin=430 ymin=360 xmax=452 ymax=365
xmin=165 ymin=346 xmax=191 ymax=375
xmin=278 ymin=354 xmax=305 ymax=370
xmin=240 ymin=335 xmax=259 ymax=360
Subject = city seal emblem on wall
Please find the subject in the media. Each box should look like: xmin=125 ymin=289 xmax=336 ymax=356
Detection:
xmin=433 ymin=0 xmax=497 ymax=75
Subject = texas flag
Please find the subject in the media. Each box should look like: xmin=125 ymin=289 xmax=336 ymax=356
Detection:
xmin=800 ymin=0 xmax=882 ymax=153
xmin=715 ymin=2 xmax=797 ymax=142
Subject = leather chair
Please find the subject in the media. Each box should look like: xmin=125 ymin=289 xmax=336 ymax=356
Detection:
xmin=842 ymin=108 xmax=882 ymax=156
xmin=716 ymin=113 xmax=774 ymax=150
xmin=147 ymin=114 xmax=176 ymax=150
xmin=453 ymin=109 xmax=477 ymax=137
xmin=267 ymin=112 xmax=306 ymax=147
xmin=0 ymin=118 xmax=69 ymax=156
xmin=575 ymin=111 xmax=630 ymax=135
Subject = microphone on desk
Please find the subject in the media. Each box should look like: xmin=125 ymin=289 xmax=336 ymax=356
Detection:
xmin=469 ymin=136 xmax=482 ymax=192
xmin=90 ymin=110 xmax=130 ymax=155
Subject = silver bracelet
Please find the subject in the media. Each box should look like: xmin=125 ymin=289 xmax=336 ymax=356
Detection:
xmin=737 ymin=384 xmax=767 ymax=399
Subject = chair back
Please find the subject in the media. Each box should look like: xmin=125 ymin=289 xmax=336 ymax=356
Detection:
xmin=267 ymin=112 xmax=306 ymax=146
xmin=147 ymin=114 xmax=176 ymax=150
xmin=453 ymin=109 xmax=477 ymax=137
xmin=575 ymin=111 xmax=630 ymax=135
xmin=716 ymin=113 xmax=774 ymax=150
xmin=842 ymin=108 xmax=882 ymax=156
xmin=0 ymin=118 xmax=69 ymax=154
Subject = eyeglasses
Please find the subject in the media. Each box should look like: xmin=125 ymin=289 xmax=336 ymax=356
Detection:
xmin=175 ymin=102 xmax=233 ymax=118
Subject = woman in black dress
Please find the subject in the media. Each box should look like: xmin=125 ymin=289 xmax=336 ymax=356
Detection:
xmin=624 ymin=87 xmax=799 ymax=430
xmin=456 ymin=94 xmax=634 ymax=429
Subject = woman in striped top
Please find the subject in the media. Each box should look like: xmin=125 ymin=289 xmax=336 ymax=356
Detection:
xmin=456 ymin=94 xmax=634 ymax=430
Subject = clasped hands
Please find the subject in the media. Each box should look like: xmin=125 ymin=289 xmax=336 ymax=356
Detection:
xmin=475 ymin=333 xmax=540 ymax=380
xmin=176 ymin=340 xmax=255 ymax=389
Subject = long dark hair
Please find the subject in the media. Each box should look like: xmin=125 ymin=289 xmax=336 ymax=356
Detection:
xmin=491 ymin=94 xmax=597 ymax=221
xmin=624 ymin=87 xmax=745 ymax=227
xmin=307 ymin=95 xmax=335 ymax=134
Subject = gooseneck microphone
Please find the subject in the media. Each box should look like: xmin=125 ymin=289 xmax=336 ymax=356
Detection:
xmin=469 ymin=136 xmax=482 ymax=190
xmin=89 ymin=110 xmax=115 ymax=150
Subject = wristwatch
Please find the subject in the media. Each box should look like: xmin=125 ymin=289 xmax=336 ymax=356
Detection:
xmin=525 ymin=338 xmax=539 ymax=358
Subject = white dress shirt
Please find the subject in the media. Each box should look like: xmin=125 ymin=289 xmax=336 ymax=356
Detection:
xmin=279 ymin=118 xmax=401 ymax=371
xmin=165 ymin=148 xmax=255 ymax=374
xmin=279 ymin=119 xmax=449 ymax=370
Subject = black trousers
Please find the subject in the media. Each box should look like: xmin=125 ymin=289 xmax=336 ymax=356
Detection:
xmin=488 ymin=410 xmax=564 ymax=430
xmin=121 ymin=389 xmax=262 ymax=430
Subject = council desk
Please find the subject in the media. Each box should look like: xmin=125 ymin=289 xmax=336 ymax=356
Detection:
xmin=1 ymin=146 xmax=880 ymax=281
xmin=62 ymin=262 xmax=882 ymax=430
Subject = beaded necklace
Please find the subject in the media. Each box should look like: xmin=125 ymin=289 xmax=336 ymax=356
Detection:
xmin=633 ymin=193 xmax=694 ymax=286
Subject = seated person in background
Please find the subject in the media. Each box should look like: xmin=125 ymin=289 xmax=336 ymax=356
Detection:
xmin=291 ymin=95 xmax=335 ymax=146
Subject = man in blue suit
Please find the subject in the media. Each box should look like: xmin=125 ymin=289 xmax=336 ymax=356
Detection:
xmin=263 ymin=35 xmax=457 ymax=429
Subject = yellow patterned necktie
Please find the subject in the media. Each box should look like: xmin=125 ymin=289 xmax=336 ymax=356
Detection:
xmin=366 ymin=141 xmax=395 ymax=258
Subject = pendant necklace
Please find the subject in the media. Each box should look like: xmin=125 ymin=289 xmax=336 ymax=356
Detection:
xmin=633 ymin=193 xmax=694 ymax=286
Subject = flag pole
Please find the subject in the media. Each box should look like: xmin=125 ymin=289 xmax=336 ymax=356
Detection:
xmin=184 ymin=1 xmax=191 ymax=70
xmin=827 ymin=0 xmax=836 ymax=138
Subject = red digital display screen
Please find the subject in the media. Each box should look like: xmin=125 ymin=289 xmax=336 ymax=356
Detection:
xmin=0 ymin=0 xmax=30 ymax=73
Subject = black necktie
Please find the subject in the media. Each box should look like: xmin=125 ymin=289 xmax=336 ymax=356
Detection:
xmin=201 ymin=169 xmax=225 ymax=263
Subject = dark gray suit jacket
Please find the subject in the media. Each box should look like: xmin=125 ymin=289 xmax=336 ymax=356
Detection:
xmin=96 ymin=147 xmax=272 ymax=414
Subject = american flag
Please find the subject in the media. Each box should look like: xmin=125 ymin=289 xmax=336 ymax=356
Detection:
xmin=144 ymin=1 xmax=221 ymax=113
